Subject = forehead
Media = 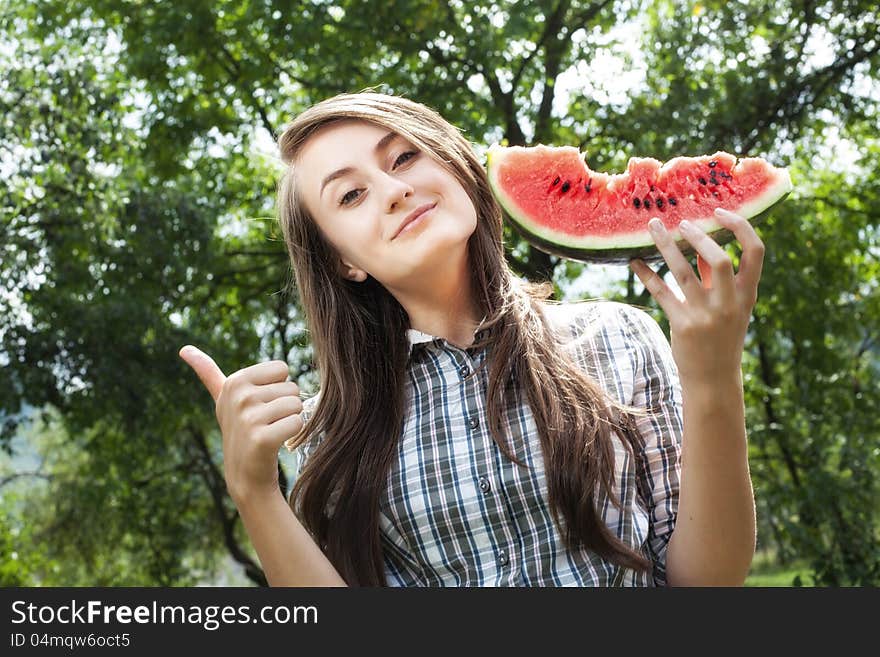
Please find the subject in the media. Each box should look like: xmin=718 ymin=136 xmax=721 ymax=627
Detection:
xmin=297 ymin=120 xmax=394 ymax=167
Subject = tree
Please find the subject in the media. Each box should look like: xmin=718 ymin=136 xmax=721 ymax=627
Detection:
xmin=2 ymin=0 xmax=878 ymax=585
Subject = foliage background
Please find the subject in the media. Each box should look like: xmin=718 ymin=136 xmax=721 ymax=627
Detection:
xmin=1 ymin=0 xmax=878 ymax=586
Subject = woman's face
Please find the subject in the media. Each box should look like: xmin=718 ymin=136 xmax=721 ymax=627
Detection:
xmin=295 ymin=120 xmax=478 ymax=288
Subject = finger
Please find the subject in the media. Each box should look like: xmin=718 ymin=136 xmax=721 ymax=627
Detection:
xmin=255 ymin=395 xmax=304 ymax=425
xmin=696 ymin=254 xmax=712 ymax=290
xmin=179 ymin=345 xmax=226 ymax=402
xmin=236 ymin=360 xmax=291 ymax=386
xmin=259 ymin=413 xmax=305 ymax=449
xmin=715 ymin=208 xmax=765 ymax=298
xmin=647 ymin=218 xmax=704 ymax=301
xmin=678 ymin=219 xmax=735 ymax=301
xmin=630 ymin=258 xmax=684 ymax=317
xmin=251 ymin=380 xmax=301 ymax=403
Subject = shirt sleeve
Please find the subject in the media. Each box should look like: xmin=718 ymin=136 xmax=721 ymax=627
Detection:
xmin=617 ymin=303 xmax=684 ymax=587
xmin=292 ymin=394 xmax=322 ymax=482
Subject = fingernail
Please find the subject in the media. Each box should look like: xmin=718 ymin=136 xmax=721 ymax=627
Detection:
xmin=648 ymin=218 xmax=665 ymax=234
xmin=715 ymin=207 xmax=732 ymax=217
xmin=179 ymin=345 xmax=198 ymax=358
xmin=679 ymin=219 xmax=694 ymax=232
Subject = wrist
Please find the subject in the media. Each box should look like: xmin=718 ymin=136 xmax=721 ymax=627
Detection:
xmin=679 ymin=368 xmax=745 ymax=413
xmin=678 ymin=365 xmax=743 ymax=389
xmin=230 ymin=484 xmax=286 ymax=511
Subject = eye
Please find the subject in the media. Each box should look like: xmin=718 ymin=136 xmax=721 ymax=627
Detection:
xmin=392 ymin=150 xmax=418 ymax=169
xmin=339 ymin=188 xmax=363 ymax=206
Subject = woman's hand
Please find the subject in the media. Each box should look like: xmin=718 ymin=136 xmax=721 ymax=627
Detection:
xmin=178 ymin=346 xmax=303 ymax=504
xmin=629 ymin=207 xmax=765 ymax=383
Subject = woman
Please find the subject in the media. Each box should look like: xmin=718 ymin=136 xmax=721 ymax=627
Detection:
xmin=179 ymin=92 xmax=758 ymax=587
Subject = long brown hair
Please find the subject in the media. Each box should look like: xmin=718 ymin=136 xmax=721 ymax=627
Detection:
xmin=277 ymin=92 xmax=652 ymax=585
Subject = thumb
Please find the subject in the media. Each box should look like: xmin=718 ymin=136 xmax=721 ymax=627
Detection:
xmin=179 ymin=345 xmax=226 ymax=402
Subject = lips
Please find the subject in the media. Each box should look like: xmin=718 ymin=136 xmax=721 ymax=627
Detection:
xmin=392 ymin=203 xmax=436 ymax=240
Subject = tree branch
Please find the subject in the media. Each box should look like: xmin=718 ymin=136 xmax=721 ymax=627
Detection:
xmin=131 ymin=458 xmax=201 ymax=489
xmin=534 ymin=0 xmax=572 ymax=144
xmin=741 ymin=38 xmax=880 ymax=153
xmin=208 ymin=262 xmax=280 ymax=283
xmin=567 ymin=0 xmax=615 ymax=32
xmin=220 ymin=249 xmax=285 ymax=258
xmin=0 ymin=471 xmax=51 ymax=489
xmin=532 ymin=0 xmax=615 ymax=143
xmin=218 ymin=44 xmax=276 ymax=138
xmin=753 ymin=313 xmax=802 ymax=489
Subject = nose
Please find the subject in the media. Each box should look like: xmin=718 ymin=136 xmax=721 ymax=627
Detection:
xmin=382 ymin=172 xmax=414 ymax=212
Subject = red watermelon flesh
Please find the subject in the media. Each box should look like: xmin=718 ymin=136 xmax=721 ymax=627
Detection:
xmin=487 ymin=145 xmax=792 ymax=263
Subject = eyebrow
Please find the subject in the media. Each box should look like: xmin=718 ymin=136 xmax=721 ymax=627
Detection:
xmin=319 ymin=131 xmax=400 ymax=199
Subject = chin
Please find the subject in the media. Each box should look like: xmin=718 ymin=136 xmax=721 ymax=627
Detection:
xmin=398 ymin=236 xmax=469 ymax=277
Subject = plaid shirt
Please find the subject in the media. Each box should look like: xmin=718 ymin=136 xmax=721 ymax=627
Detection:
xmin=294 ymin=300 xmax=683 ymax=587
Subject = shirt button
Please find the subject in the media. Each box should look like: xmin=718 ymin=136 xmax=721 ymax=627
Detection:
xmin=497 ymin=550 xmax=508 ymax=566
xmin=478 ymin=476 xmax=491 ymax=493
xmin=459 ymin=365 xmax=470 ymax=378
xmin=468 ymin=416 xmax=479 ymax=430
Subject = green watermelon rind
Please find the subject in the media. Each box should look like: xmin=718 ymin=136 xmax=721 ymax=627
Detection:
xmin=487 ymin=146 xmax=793 ymax=264
xmin=502 ymin=202 xmax=783 ymax=264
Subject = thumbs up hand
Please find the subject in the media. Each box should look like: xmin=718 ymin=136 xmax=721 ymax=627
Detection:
xmin=179 ymin=345 xmax=303 ymax=505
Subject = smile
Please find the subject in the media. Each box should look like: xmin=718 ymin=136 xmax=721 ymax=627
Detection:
xmin=393 ymin=203 xmax=436 ymax=240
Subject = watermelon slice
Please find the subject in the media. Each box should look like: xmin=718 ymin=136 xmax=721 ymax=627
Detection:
xmin=487 ymin=145 xmax=793 ymax=263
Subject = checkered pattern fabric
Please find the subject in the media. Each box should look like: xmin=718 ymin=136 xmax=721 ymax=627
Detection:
xmin=294 ymin=300 xmax=682 ymax=586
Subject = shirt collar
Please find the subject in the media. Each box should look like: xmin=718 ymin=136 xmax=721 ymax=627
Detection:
xmin=406 ymin=314 xmax=488 ymax=352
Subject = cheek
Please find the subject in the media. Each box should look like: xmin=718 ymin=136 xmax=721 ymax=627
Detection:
xmin=323 ymin=211 xmax=379 ymax=261
xmin=454 ymin=188 xmax=478 ymax=223
xmin=434 ymin=174 xmax=476 ymax=217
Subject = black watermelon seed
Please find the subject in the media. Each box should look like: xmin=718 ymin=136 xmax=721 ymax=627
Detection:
xmin=668 ymin=197 xmax=677 ymax=206
xmin=643 ymin=198 xmax=651 ymax=210
xmin=633 ymin=198 xmax=641 ymax=208
xmin=656 ymin=198 xmax=664 ymax=209
xmin=552 ymin=176 xmax=560 ymax=186
xmin=712 ymin=192 xmax=720 ymax=198
xmin=698 ymin=177 xmax=707 ymax=185
xmin=650 ymin=185 xmax=655 ymax=192
xmin=584 ymin=184 xmax=591 ymax=193
xmin=561 ymin=181 xmax=571 ymax=193
xmin=709 ymin=161 xmax=717 ymax=168
xmin=720 ymin=172 xmax=732 ymax=180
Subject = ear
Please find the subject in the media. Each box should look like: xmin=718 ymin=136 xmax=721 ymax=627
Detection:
xmin=339 ymin=259 xmax=368 ymax=283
